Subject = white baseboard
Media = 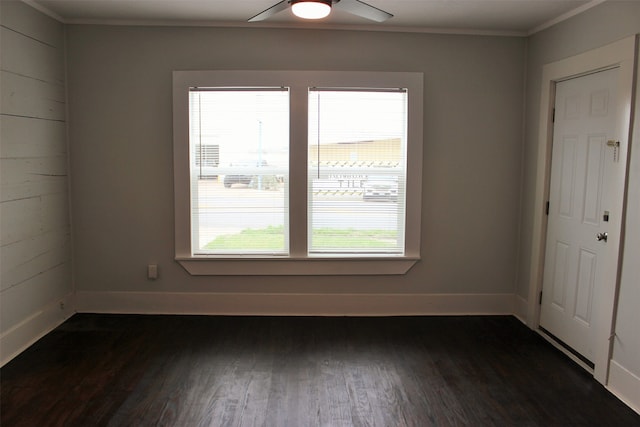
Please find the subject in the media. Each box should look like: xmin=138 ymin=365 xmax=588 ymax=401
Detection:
xmin=608 ymin=360 xmax=640 ymax=415
xmin=513 ymin=294 xmax=528 ymax=324
xmin=75 ymin=291 xmax=515 ymax=316
xmin=0 ymin=292 xmax=75 ymax=366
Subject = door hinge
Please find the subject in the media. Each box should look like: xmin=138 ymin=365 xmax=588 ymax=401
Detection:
xmin=539 ymin=291 xmax=543 ymax=305
xmin=545 ymin=201 xmax=550 ymax=216
xmin=552 ymin=108 xmax=555 ymax=123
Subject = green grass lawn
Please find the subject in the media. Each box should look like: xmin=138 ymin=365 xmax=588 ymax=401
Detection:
xmin=205 ymin=226 xmax=284 ymax=250
xmin=204 ymin=225 xmax=397 ymax=250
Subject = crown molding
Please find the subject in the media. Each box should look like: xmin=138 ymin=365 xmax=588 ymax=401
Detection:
xmin=21 ymin=0 xmax=65 ymax=22
xmin=528 ymin=0 xmax=608 ymax=35
xmin=56 ymin=17 xmax=528 ymax=37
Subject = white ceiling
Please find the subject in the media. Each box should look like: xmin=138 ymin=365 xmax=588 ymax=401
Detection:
xmin=26 ymin=0 xmax=606 ymax=36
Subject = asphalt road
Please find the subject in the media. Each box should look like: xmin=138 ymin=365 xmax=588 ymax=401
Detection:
xmin=194 ymin=181 xmax=400 ymax=232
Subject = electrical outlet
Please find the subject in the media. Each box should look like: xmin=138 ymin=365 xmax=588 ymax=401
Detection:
xmin=60 ymin=301 xmax=65 ymax=310
xmin=148 ymin=264 xmax=158 ymax=280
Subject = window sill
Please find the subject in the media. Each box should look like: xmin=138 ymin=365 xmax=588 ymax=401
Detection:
xmin=176 ymin=256 xmax=419 ymax=276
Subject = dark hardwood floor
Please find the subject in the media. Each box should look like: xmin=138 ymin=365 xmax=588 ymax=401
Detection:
xmin=1 ymin=315 xmax=639 ymax=426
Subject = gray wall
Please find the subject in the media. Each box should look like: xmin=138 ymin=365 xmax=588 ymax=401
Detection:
xmin=0 ymin=0 xmax=73 ymax=364
xmin=65 ymin=26 xmax=525 ymax=298
xmin=519 ymin=0 xmax=640 ymax=396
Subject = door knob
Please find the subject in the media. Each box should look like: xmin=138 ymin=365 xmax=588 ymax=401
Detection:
xmin=596 ymin=232 xmax=608 ymax=242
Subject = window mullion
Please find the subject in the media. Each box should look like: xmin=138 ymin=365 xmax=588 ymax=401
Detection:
xmin=288 ymin=84 xmax=309 ymax=257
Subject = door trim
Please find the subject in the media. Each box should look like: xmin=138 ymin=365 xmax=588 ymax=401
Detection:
xmin=527 ymin=35 xmax=638 ymax=385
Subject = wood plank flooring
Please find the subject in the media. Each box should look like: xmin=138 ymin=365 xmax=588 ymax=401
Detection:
xmin=2 ymin=315 xmax=639 ymax=426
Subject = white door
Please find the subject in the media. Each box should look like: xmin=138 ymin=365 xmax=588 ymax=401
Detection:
xmin=540 ymin=68 xmax=621 ymax=364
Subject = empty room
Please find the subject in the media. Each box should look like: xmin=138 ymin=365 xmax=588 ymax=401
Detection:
xmin=1 ymin=0 xmax=639 ymax=425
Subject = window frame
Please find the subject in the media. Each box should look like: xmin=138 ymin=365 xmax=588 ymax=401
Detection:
xmin=173 ymin=70 xmax=423 ymax=275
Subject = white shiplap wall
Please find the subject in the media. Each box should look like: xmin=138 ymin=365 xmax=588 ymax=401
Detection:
xmin=0 ymin=0 xmax=74 ymax=365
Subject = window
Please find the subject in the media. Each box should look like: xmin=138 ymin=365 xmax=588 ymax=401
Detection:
xmin=173 ymin=71 xmax=423 ymax=275
xmin=189 ymin=88 xmax=289 ymax=255
xmin=308 ymin=89 xmax=407 ymax=255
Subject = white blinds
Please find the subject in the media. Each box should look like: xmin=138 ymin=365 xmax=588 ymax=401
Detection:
xmin=307 ymin=89 xmax=408 ymax=254
xmin=188 ymin=86 xmax=408 ymax=257
xmin=189 ymin=88 xmax=289 ymax=255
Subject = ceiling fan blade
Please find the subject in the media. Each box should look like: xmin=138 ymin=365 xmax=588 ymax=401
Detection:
xmin=248 ymin=0 xmax=290 ymax=22
xmin=335 ymin=0 xmax=393 ymax=22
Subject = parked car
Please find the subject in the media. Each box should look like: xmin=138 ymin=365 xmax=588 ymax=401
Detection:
xmin=363 ymin=176 xmax=398 ymax=201
xmin=223 ymin=160 xmax=268 ymax=188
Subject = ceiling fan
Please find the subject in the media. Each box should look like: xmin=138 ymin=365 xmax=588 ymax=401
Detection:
xmin=249 ymin=0 xmax=393 ymax=23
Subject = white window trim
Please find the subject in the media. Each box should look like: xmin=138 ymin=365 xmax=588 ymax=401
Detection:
xmin=173 ymin=70 xmax=423 ymax=275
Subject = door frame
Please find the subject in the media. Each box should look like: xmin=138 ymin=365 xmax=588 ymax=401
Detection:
xmin=527 ymin=35 xmax=638 ymax=385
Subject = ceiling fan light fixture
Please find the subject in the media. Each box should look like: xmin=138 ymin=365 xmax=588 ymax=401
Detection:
xmin=291 ymin=0 xmax=332 ymax=20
